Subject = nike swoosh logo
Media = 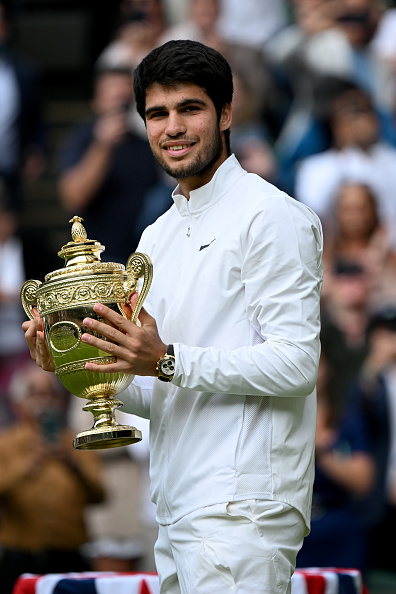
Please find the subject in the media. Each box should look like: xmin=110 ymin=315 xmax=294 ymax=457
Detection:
xmin=199 ymin=239 xmax=216 ymax=251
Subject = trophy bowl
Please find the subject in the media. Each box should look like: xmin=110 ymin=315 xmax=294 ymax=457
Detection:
xmin=20 ymin=216 xmax=153 ymax=450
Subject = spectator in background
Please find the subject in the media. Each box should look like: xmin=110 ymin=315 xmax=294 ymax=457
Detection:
xmin=322 ymin=182 xmax=396 ymax=308
xmin=158 ymin=0 xmax=276 ymax=129
xmin=267 ymin=0 xmax=396 ymax=194
xmin=0 ymin=185 xmax=29 ymax=425
xmin=0 ymin=0 xmax=46 ymax=211
xmin=295 ymin=86 xmax=396 ymax=244
xmin=158 ymin=0 xmax=222 ymax=49
xmin=216 ymin=0 xmax=288 ymax=51
xmin=96 ymin=0 xmax=166 ymax=71
xmin=320 ymin=261 xmax=371 ymax=415
xmin=296 ymin=354 xmax=376 ymax=573
xmin=0 ymin=363 xmax=105 ymax=594
xmin=230 ymin=70 xmax=277 ymax=181
xmin=57 ymin=66 xmax=170 ymax=262
xmin=349 ymin=306 xmax=396 ymax=585
xmin=371 ymin=5 xmax=396 ymax=73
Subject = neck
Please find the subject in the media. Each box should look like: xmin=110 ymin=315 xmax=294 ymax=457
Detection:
xmin=177 ymin=152 xmax=229 ymax=200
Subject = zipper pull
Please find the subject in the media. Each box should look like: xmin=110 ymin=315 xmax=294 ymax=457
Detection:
xmin=186 ymin=226 xmax=191 ymax=238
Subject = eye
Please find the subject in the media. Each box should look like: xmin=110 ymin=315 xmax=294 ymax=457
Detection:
xmin=184 ymin=105 xmax=201 ymax=113
xmin=148 ymin=110 xmax=167 ymax=120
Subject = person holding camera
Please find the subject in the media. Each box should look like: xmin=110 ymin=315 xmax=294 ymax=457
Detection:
xmin=351 ymin=306 xmax=396 ymax=581
xmin=57 ymin=66 xmax=167 ymax=262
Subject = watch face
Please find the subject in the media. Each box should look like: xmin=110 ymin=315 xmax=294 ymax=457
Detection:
xmin=160 ymin=357 xmax=175 ymax=376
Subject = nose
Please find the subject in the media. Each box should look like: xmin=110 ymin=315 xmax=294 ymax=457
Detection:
xmin=165 ymin=111 xmax=187 ymax=137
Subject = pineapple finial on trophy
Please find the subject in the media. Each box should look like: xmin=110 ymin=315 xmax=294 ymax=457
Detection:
xmin=69 ymin=216 xmax=87 ymax=243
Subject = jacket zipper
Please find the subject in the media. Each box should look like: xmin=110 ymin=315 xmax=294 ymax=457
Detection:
xmin=186 ymin=200 xmax=192 ymax=237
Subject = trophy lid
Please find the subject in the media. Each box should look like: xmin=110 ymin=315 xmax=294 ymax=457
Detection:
xmin=44 ymin=216 xmax=124 ymax=282
xmin=58 ymin=216 xmax=105 ymax=266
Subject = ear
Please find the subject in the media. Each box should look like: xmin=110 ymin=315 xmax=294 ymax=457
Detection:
xmin=220 ymin=103 xmax=232 ymax=131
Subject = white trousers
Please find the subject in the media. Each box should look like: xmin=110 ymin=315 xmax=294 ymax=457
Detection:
xmin=154 ymin=499 xmax=305 ymax=594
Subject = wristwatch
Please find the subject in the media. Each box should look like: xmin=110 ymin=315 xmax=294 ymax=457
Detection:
xmin=156 ymin=344 xmax=175 ymax=382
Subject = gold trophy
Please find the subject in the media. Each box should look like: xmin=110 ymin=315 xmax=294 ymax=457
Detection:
xmin=20 ymin=216 xmax=153 ymax=450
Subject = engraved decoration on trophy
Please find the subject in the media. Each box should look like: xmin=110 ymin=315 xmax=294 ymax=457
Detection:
xmin=21 ymin=216 xmax=153 ymax=450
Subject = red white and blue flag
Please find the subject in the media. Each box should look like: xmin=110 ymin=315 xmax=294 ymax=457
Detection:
xmin=13 ymin=569 xmax=367 ymax=594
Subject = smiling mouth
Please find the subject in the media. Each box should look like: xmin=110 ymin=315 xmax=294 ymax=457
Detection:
xmin=162 ymin=140 xmax=196 ymax=153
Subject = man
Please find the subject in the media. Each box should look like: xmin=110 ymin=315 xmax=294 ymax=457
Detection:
xmin=23 ymin=40 xmax=323 ymax=593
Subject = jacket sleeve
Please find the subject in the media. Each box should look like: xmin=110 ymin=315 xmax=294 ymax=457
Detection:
xmin=117 ymin=375 xmax=154 ymax=418
xmin=172 ymin=197 xmax=323 ymax=397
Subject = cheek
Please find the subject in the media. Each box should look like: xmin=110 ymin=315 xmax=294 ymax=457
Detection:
xmin=146 ymin=122 xmax=161 ymax=144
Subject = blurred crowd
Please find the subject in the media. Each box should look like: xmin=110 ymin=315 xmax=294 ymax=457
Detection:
xmin=2 ymin=0 xmax=396 ymax=591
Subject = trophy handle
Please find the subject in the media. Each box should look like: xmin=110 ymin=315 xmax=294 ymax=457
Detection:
xmin=20 ymin=279 xmax=42 ymax=320
xmin=124 ymin=252 xmax=153 ymax=324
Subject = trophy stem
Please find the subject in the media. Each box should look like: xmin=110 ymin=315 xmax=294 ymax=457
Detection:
xmin=73 ymin=396 xmax=142 ymax=450
xmin=83 ymin=396 xmax=123 ymax=430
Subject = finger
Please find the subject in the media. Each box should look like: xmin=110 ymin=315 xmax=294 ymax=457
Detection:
xmin=84 ymin=360 xmax=130 ymax=373
xmin=85 ymin=306 xmax=139 ymax=339
xmin=93 ymin=302 xmax=126 ymax=325
xmin=22 ymin=319 xmax=34 ymax=333
xmin=90 ymin=303 xmax=133 ymax=333
xmin=120 ymin=302 xmax=133 ymax=319
xmin=81 ymin=329 xmax=119 ymax=353
xmin=82 ymin=316 xmax=129 ymax=348
xmin=129 ymin=291 xmax=139 ymax=310
xmin=37 ymin=330 xmax=55 ymax=372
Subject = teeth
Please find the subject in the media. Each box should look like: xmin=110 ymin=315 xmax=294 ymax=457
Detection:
xmin=168 ymin=145 xmax=189 ymax=151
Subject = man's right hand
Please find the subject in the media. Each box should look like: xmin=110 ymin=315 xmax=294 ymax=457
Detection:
xmin=22 ymin=308 xmax=55 ymax=372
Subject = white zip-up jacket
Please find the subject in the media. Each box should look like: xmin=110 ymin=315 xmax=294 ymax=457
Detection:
xmin=119 ymin=155 xmax=323 ymax=533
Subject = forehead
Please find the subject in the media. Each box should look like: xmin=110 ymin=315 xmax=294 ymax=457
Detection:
xmin=145 ymin=82 xmax=212 ymax=109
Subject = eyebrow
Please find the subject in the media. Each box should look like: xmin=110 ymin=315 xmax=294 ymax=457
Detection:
xmin=145 ymin=97 xmax=208 ymax=118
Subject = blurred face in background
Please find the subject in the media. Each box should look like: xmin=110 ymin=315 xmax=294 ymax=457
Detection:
xmin=92 ymin=72 xmax=134 ymax=115
xmin=331 ymin=90 xmax=378 ymax=149
xmin=332 ymin=268 xmax=370 ymax=309
xmin=190 ymin=0 xmax=220 ymax=32
xmin=336 ymin=0 xmax=381 ymax=46
xmin=13 ymin=366 xmax=66 ymax=423
xmin=231 ymin=73 xmax=261 ymax=126
xmin=117 ymin=0 xmax=165 ymax=47
xmin=335 ymin=183 xmax=379 ymax=240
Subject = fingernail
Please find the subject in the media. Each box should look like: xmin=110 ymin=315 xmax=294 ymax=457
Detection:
xmin=93 ymin=304 xmax=103 ymax=312
xmin=82 ymin=333 xmax=91 ymax=342
xmin=84 ymin=318 xmax=92 ymax=326
xmin=85 ymin=363 xmax=93 ymax=370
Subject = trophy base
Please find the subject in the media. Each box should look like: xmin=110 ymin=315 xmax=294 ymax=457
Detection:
xmin=73 ymin=425 xmax=142 ymax=450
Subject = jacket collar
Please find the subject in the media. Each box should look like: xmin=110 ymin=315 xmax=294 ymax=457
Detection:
xmin=171 ymin=154 xmax=246 ymax=217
